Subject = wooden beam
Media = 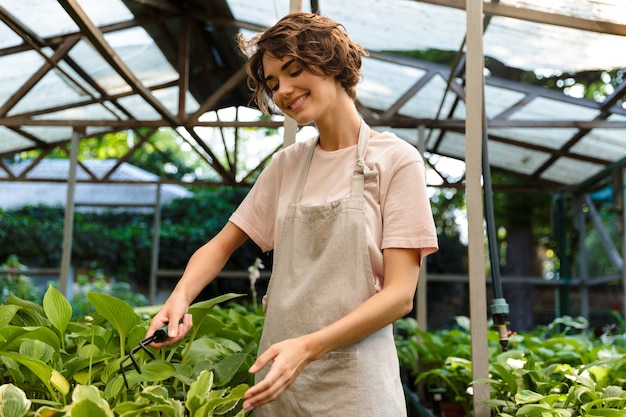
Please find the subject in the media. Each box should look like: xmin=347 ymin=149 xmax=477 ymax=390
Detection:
xmin=465 ymin=0 xmax=490 ymax=415
xmin=2 ymin=117 xmax=626 ymax=129
xmin=415 ymin=0 xmax=626 ymax=36
xmin=57 ymin=0 xmax=180 ymax=126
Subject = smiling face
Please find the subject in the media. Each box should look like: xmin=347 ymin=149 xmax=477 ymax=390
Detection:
xmin=262 ymin=53 xmax=343 ymax=125
xmin=238 ymin=12 xmax=367 ymax=117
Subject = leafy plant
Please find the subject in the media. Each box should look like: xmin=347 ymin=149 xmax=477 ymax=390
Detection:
xmin=0 ymin=255 xmax=39 ymax=303
xmin=0 ymin=287 xmax=263 ymax=416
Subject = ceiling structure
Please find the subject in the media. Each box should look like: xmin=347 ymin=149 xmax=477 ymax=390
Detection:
xmin=0 ymin=0 xmax=625 ymax=192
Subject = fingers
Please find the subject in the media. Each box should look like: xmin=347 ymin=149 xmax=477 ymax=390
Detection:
xmin=148 ymin=312 xmax=193 ymax=348
xmin=243 ymin=339 xmax=312 ymax=411
xmin=248 ymin=347 xmax=277 ymax=374
xmin=244 ymin=357 xmax=293 ymax=411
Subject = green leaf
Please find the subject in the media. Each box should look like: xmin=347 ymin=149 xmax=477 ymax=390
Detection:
xmin=211 ymin=384 xmax=248 ymax=415
xmin=104 ymin=375 xmax=125 ymax=401
xmin=70 ymin=399 xmax=113 ymax=417
xmin=490 ymin=362 xmax=518 ymax=396
xmin=3 ymin=294 xmax=47 ymax=327
xmin=0 ymin=305 xmax=20 ymax=327
xmin=0 ymin=326 xmax=28 ymax=350
xmin=136 ymin=360 xmax=176 ymax=383
xmin=72 ymin=385 xmax=110 ymax=408
xmin=1 ymin=352 xmax=55 ymax=397
xmin=18 ymin=327 xmax=61 ymax=352
xmin=586 ymin=411 xmax=626 ymax=417
xmin=19 ymin=339 xmax=55 ymax=364
xmin=43 ymin=285 xmax=72 ymax=341
xmin=516 ymin=403 xmax=553 ymax=414
xmin=515 ymin=390 xmax=546 ymax=404
xmin=213 ymin=353 xmax=248 ymax=387
xmin=51 ymin=369 xmax=70 ymax=397
xmin=187 ymin=370 xmax=214 ymax=416
xmin=138 ymin=385 xmax=170 ymax=404
xmin=0 ymin=384 xmax=31 ymax=417
xmin=86 ymin=292 xmax=139 ymax=348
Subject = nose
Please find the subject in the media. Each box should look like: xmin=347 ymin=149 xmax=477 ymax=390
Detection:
xmin=275 ymin=77 xmax=294 ymax=98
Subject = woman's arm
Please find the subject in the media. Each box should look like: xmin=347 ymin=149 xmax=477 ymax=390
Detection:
xmin=243 ymin=247 xmax=421 ymax=410
xmin=147 ymin=221 xmax=249 ymax=347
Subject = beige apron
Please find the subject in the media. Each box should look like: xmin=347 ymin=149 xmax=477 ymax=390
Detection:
xmin=254 ymin=120 xmax=407 ymax=417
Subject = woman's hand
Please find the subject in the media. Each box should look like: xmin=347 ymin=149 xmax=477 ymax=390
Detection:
xmin=243 ymin=336 xmax=317 ymax=411
xmin=146 ymin=293 xmax=193 ymax=348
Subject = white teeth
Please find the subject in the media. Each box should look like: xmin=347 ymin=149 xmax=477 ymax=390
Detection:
xmin=289 ymin=95 xmax=307 ymax=109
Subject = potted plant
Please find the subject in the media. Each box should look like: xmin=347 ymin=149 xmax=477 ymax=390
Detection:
xmin=395 ymin=317 xmax=477 ymax=416
xmin=416 ymin=356 xmax=474 ymax=416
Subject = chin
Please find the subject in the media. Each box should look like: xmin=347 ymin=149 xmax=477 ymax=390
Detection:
xmin=288 ymin=113 xmax=314 ymax=125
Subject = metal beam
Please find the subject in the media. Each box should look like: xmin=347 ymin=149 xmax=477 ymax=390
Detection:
xmin=415 ymin=0 xmax=626 ymax=36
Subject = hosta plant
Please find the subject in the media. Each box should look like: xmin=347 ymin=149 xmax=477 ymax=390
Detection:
xmin=0 ymin=285 xmax=264 ymax=416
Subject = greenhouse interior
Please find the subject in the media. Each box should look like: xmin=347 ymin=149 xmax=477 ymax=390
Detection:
xmin=0 ymin=1 xmax=625 ymax=416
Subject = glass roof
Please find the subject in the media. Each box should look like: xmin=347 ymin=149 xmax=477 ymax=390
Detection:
xmin=0 ymin=0 xmax=625 ymax=189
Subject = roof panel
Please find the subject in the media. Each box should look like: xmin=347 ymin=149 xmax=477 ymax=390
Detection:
xmin=502 ymin=0 xmax=626 ymax=25
xmin=484 ymin=16 xmax=626 ymax=72
xmin=104 ymin=27 xmax=179 ymax=88
xmin=540 ymin=156 xmax=606 ymax=185
xmin=485 ymin=140 xmax=554 ymax=176
xmin=32 ymin=103 xmax=120 ymax=121
xmin=484 ymin=85 xmax=527 ymax=119
xmin=68 ymin=39 xmax=131 ymax=95
xmin=0 ymin=0 xmax=78 ymax=38
xmin=509 ymin=97 xmax=600 ymax=121
xmin=0 ymin=50 xmax=46 ymax=105
xmin=436 ymin=130 xmax=554 ymax=177
xmin=0 ymin=127 xmax=35 ymax=154
xmin=0 ymin=18 xmax=22 ymax=49
xmin=570 ymin=114 xmax=626 ymax=161
xmin=400 ymin=74 xmax=462 ymax=119
xmin=76 ymin=0 xmax=133 ymax=27
xmin=358 ymin=58 xmax=427 ymax=111
xmin=21 ymin=126 xmax=75 ymax=143
xmin=152 ymin=86 xmax=201 ymax=116
xmin=489 ymin=127 xmax=580 ymax=149
xmin=116 ymin=94 xmax=161 ymax=120
xmin=8 ymin=70 xmax=89 ymax=116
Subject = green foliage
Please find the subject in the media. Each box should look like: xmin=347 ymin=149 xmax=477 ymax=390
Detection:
xmin=0 ymin=287 xmax=263 ymax=416
xmin=0 ymin=256 xmax=39 ymax=303
xmin=396 ymin=315 xmax=626 ymax=416
xmin=0 ymin=186 xmax=262 ymax=288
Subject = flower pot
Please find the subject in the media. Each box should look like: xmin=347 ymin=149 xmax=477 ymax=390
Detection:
xmin=440 ymin=402 xmax=467 ymax=417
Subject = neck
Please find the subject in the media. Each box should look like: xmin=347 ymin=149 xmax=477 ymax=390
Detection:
xmin=315 ymin=101 xmax=362 ymax=151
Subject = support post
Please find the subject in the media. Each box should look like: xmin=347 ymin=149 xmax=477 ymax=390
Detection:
xmin=466 ymin=1 xmax=490 ymax=416
xmin=59 ymin=130 xmax=79 ymax=297
xmin=282 ymin=0 xmax=303 ymax=147
xmin=149 ymin=184 xmax=162 ymax=304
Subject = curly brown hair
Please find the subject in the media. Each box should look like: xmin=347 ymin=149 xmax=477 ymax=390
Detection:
xmin=237 ymin=12 xmax=368 ymax=115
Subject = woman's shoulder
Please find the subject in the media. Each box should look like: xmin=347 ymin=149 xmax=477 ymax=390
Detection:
xmin=275 ymin=135 xmax=316 ymax=159
xmin=266 ymin=135 xmax=317 ymax=173
xmin=369 ymin=131 xmax=423 ymax=164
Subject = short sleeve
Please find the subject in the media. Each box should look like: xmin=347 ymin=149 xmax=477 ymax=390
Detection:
xmin=229 ymin=162 xmax=280 ymax=253
xmin=380 ymin=157 xmax=438 ymax=258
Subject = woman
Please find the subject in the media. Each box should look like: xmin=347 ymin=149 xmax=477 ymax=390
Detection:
xmin=147 ymin=11 xmax=438 ymax=416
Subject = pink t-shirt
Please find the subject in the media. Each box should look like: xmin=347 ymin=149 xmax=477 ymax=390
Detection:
xmin=230 ymin=131 xmax=438 ymax=291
